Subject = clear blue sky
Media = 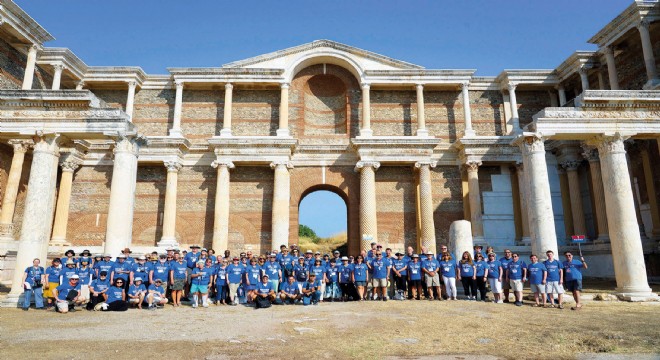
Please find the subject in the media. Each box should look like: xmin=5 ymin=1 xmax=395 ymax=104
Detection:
xmin=16 ymin=1 xmax=629 ymax=236
xmin=18 ymin=1 xmax=627 ymax=75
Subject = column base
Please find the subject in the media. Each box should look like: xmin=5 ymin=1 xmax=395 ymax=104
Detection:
xmin=642 ymin=78 xmax=660 ymax=90
xmin=358 ymin=128 xmax=373 ymax=137
xmin=416 ymin=128 xmax=430 ymax=137
xmin=0 ymin=293 xmax=21 ymax=307
xmin=463 ymin=129 xmax=476 ymax=138
xmin=168 ymin=128 xmax=184 ymax=138
xmin=614 ymin=288 xmax=659 ymax=302
xmin=276 ymin=128 xmax=291 ymax=137
xmin=0 ymin=235 xmax=17 ymax=254
xmin=157 ymin=237 xmax=179 ymax=248
xmin=219 ymin=128 xmax=233 ymax=137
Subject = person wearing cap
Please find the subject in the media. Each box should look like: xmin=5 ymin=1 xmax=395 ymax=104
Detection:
xmin=122 ymin=248 xmax=135 ymax=265
xmin=214 ymin=258 xmax=229 ymax=305
xmin=88 ymin=271 xmax=111 ymax=310
xmin=366 ymin=242 xmax=377 ymax=261
xmin=44 ymin=258 xmax=62 ymax=309
xmin=486 ymin=252 xmax=504 ymax=303
xmin=226 ymin=257 xmax=245 ymax=306
xmin=337 ymin=256 xmax=354 ymax=301
xmin=264 ymin=253 xmax=282 ymax=293
xmin=303 ymin=250 xmax=314 ymax=267
xmin=21 ymin=258 xmax=45 ymax=311
xmin=128 ymin=277 xmax=146 ymax=309
xmin=392 ymin=253 xmax=408 ymax=300
xmin=367 ymin=251 xmax=391 ymax=301
xmin=293 ymin=256 xmax=309 ymax=289
xmin=111 ymin=254 xmax=131 ymax=290
xmin=199 ymin=248 xmax=209 ymax=264
xmin=190 ymin=260 xmax=211 ymax=308
xmin=185 ymin=245 xmax=202 ymax=299
xmin=244 ymin=257 xmax=262 ymax=302
xmin=169 ymin=252 xmax=188 ymax=307
xmin=473 ymin=245 xmax=484 ymax=260
xmin=507 ymin=252 xmax=527 ymax=306
xmin=150 ymin=254 xmax=170 ymax=289
xmin=131 ymin=255 xmax=149 ymax=287
xmin=147 ymin=278 xmax=168 ymax=310
xmin=301 ymin=273 xmax=321 ymax=306
xmin=332 ymin=250 xmax=341 ymax=262
xmin=422 ymin=252 xmax=441 ymax=300
xmin=96 ymin=254 xmax=115 ymax=280
xmin=53 ymin=274 xmax=84 ymax=313
xmin=251 ymin=274 xmax=276 ymax=308
xmin=279 ymin=274 xmax=300 ymax=304
xmin=352 ymin=255 xmax=368 ymax=301
xmin=407 ymin=254 xmax=423 ymax=300
xmin=60 ymin=259 xmax=79 ymax=285
xmin=77 ymin=257 xmax=93 ymax=285
xmin=324 ymin=259 xmax=341 ymax=302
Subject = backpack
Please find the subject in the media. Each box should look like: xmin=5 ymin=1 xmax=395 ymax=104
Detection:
xmin=255 ymin=297 xmax=272 ymax=309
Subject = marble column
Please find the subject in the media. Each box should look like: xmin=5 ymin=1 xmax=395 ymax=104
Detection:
xmin=461 ymin=82 xmax=475 ymax=137
xmin=557 ymin=85 xmax=567 ymax=106
xmin=9 ymin=135 xmax=60 ymax=298
xmin=21 ymin=45 xmax=38 ymax=90
xmin=104 ymin=135 xmax=140 ymax=256
xmin=464 ymin=161 xmax=484 ymax=243
xmin=415 ymin=161 xmax=436 ymax=252
xmin=515 ymin=163 xmax=531 ymax=245
xmin=356 ymin=161 xmax=379 ymax=251
xmin=169 ymin=80 xmax=184 ymax=137
xmin=51 ymin=64 xmax=64 ymax=90
xmin=221 ymin=83 xmax=233 ymax=136
xmin=561 ymin=160 xmax=587 ymax=237
xmin=359 ymin=83 xmax=372 ymax=137
xmin=578 ymin=67 xmax=590 ymax=92
xmin=582 ymin=146 xmax=609 ymax=242
xmin=603 ymin=46 xmax=620 ymax=90
xmin=517 ymin=135 xmax=558 ymax=259
xmin=271 ymin=161 xmax=293 ymax=251
xmin=277 ymin=83 xmax=290 ymax=137
xmin=50 ymin=157 xmax=81 ymax=245
xmin=557 ymin=167 xmax=574 ymax=240
xmin=592 ymin=134 xmax=657 ymax=300
xmin=158 ymin=161 xmax=182 ymax=248
xmin=548 ymin=90 xmax=559 ymax=107
xmin=125 ymin=81 xmax=137 ymax=120
xmin=640 ymin=144 xmax=660 ymax=237
xmin=0 ymin=141 xmax=30 ymax=244
xmin=597 ymin=71 xmax=606 ymax=90
xmin=75 ymin=81 xmax=84 ymax=90
xmin=507 ymin=83 xmax=521 ymax=134
xmin=211 ymin=160 xmax=234 ymax=252
xmin=637 ymin=20 xmax=659 ymax=88
xmin=416 ymin=84 xmax=428 ymax=137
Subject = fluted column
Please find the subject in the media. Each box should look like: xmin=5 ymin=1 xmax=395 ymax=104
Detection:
xmin=637 ymin=20 xmax=659 ymax=87
xmin=271 ymin=161 xmax=293 ymax=250
xmin=50 ymin=157 xmax=82 ymax=245
xmin=158 ymin=161 xmax=182 ymax=247
xmin=104 ymin=135 xmax=141 ymax=256
xmin=557 ymin=167 xmax=574 ymax=242
xmin=356 ymin=161 xmax=380 ymax=250
xmin=212 ymin=160 xmax=234 ymax=252
xmin=416 ymin=161 xmax=436 ymax=252
xmin=51 ymin=64 xmax=64 ymax=90
xmin=557 ymin=85 xmax=567 ymax=106
xmin=464 ymin=161 xmax=484 ymax=242
xmin=9 ymin=135 xmax=60 ymax=297
xmin=125 ymin=81 xmax=137 ymax=120
xmin=507 ymin=83 xmax=521 ymax=134
xmin=359 ymin=83 xmax=372 ymax=137
xmin=515 ymin=163 xmax=531 ymax=245
xmin=21 ymin=45 xmax=38 ymax=90
xmin=415 ymin=84 xmax=428 ymax=137
xmin=169 ymin=80 xmax=184 ymax=137
xmin=561 ymin=160 xmax=587 ymax=238
xmin=602 ymin=47 xmax=619 ymax=90
xmin=578 ymin=67 xmax=590 ymax=92
xmin=277 ymin=83 xmax=290 ymax=137
xmin=461 ymin=82 xmax=475 ymax=137
xmin=221 ymin=83 xmax=233 ymax=136
xmin=592 ymin=134 xmax=657 ymax=300
xmin=639 ymin=144 xmax=660 ymax=237
xmin=582 ymin=146 xmax=609 ymax=242
xmin=0 ymin=141 xmax=30 ymax=243
xmin=516 ymin=135 xmax=558 ymax=259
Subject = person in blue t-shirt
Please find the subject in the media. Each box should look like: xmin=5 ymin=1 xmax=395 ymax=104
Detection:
xmin=190 ymin=261 xmax=211 ymax=308
xmin=53 ymin=275 xmax=84 ymax=313
xmin=279 ymin=275 xmax=300 ymax=304
xmin=499 ymin=250 xmax=514 ymax=303
xmin=111 ymin=254 xmax=131 ymax=288
xmin=337 ymin=257 xmax=354 ymax=301
xmin=527 ymin=254 xmax=547 ymax=307
xmin=97 ymin=278 xmax=128 ymax=311
xmin=44 ymin=258 xmax=62 ymax=309
xmin=131 ymin=256 xmax=149 ymax=285
xmin=150 ymin=254 xmax=170 ymax=287
xmin=563 ymin=251 xmax=588 ymax=310
xmin=245 ymin=257 xmax=262 ymax=296
xmin=214 ymin=259 xmax=229 ymax=305
xmin=486 ymin=253 xmax=503 ymax=303
xmin=226 ymin=257 xmax=245 ymax=305
xmin=407 ymin=254 xmax=423 ymax=300
xmin=368 ymin=252 xmax=391 ymax=301
xmin=278 ymin=248 xmax=294 ymax=278
xmin=352 ymin=255 xmax=368 ymax=301
xmin=507 ymin=253 xmax=527 ymax=306
xmin=169 ymin=254 xmax=187 ymax=307
xmin=391 ymin=253 xmax=408 ymax=299
xmin=543 ymin=250 xmax=565 ymax=308
xmin=251 ymin=274 xmax=276 ymax=307
xmin=457 ymin=251 xmax=477 ymax=300
xmin=264 ymin=254 xmax=282 ymax=292
xmin=21 ymin=258 xmax=45 ymax=310
xmin=301 ymin=273 xmax=321 ymax=305
xmin=324 ymin=260 xmax=340 ymax=301
xmin=76 ymin=258 xmax=93 ymax=286
xmin=127 ymin=277 xmax=146 ymax=309
xmin=422 ymin=253 xmax=441 ymax=301
xmin=293 ymin=257 xmax=309 ymax=285
xmin=147 ymin=278 xmax=168 ymax=310
xmin=473 ymin=253 xmax=489 ymax=301
xmin=89 ymin=271 xmax=111 ymax=309
xmin=60 ymin=259 xmax=78 ymax=285
xmin=439 ymin=252 xmax=458 ymax=300
xmin=97 ymin=255 xmax=115 ymax=279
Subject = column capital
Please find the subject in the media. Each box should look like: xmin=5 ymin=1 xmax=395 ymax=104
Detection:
xmin=415 ymin=160 xmax=437 ymax=169
xmin=270 ymin=160 xmax=293 ymax=170
xmin=514 ymin=161 xmax=524 ymax=172
xmin=581 ymin=144 xmax=600 ymax=162
xmin=112 ymin=133 xmax=143 ymax=155
xmin=637 ymin=19 xmax=651 ymax=32
xmin=60 ymin=159 xmax=81 ymax=173
xmin=164 ymin=160 xmax=183 ymax=173
xmin=25 ymin=43 xmax=40 ymax=53
xmin=589 ymin=133 xmax=629 ymax=156
xmin=8 ymin=139 xmax=32 ymax=153
xmin=280 ymin=82 xmax=290 ymax=89
xmin=578 ymin=66 xmax=589 ymax=76
xmin=76 ymin=80 xmax=85 ymax=90
xmin=174 ymin=80 xmax=184 ymax=89
xmin=127 ymin=80 xmax=137 ymax=89
xmin=507 ymin=82 xmax=517 ymax=92
xmin=416 ymin=83 xmax=424 ymax=90
xmin=32 ymin=134 xmax=61 ymax=156
xmin=517 ymin=134 xmax=547 ymax=156
xmin=52 ymin=63 xmax=65 ymax=73
xmin=463 ymin=160 xmax=482 ymax=172
xmin=361 ymin=82 xmax=370 ymax=90
xmin=225 ymin=82 xmax=233 ymax=90
xmin=211 ymin=160 xmax=235 ymax=170
xmin=555 ymin=84 xmax=565 ymax=91
xmin=560 ymin=160 xmax=581 ymax=171
xmin=601 ymin=46 xmax=614 ymax=56
xmin=460 ymin=81 xmax=470 ymax=90
xmin=354 ymin=160 xmax=380 ymax=172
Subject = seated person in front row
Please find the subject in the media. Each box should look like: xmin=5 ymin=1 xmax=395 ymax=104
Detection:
xmin=250 ymin=274 xmax=276 ymax=307
xmin=147 ymin=279 xmax=168 ymax=310
xmin=53 ymin=275 xmax=88 ymax=313
xmin=301 ymin=273 xmax=322 ymax=306
xmin=279 ymin=274 xmax=301 ymax=304
xmin=128 ymin=277 xmax=147 ymax=309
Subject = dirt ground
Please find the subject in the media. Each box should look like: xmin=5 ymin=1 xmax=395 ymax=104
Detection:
xmin=1 ymin=293 xmax=659 ymax=360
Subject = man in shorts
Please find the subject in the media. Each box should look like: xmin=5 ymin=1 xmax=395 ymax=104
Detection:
xmin=147 ymin=278 xmax=168 ymax=310
xmin=127 ymin=277 xmax=146 ymax=308
xmin=563 ymin=251 xmax=587 ymax=310
xmin=422 ymin=252 xmax=441 ymax=300
xmin=367 ymin=251 xmax=390 ymax=301
xmin=543 ymin=250 xmax=565 ymax=308
xmin=169 ymin=252 xmax=187 ymax=307
xmin=499 ymin=249 xmax=514 ymax=302
xmin=280 ymin=274 xmax=301 ymax=304
xmin=527 ymin=254 xmax=547 ymax=307
xmin=53 ymin=274 xmax=86 ymax=313
xmin=507 ymin=253 xmax=527 ymax=306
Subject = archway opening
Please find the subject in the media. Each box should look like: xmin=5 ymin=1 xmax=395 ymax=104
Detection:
xmin=298 ymin=189 xmax=348 ymax=255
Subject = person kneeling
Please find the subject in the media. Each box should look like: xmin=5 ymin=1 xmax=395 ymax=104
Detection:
xmin=147 ymin=279 xmax=168 ymax=310
xmin=279 ymin=275 xmax=301 ymax=304
xmin=128 ymin=277 xmax=146 ymax=309
xmin=301 ymin=274 xmax=321 ymax=306
xmin=53 ymin=275 xmax=88 ymax=313
xmin=251 ymin=274 xmax=276 ymax=308
xmin=95 ymin=279 xmax=129 ymax=311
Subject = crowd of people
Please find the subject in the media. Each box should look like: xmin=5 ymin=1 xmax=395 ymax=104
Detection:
xmin=20 ymin=242 xmax=588 ymax=313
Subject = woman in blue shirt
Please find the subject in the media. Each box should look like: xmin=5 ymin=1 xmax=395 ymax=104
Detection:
xmin=293 ymin=257 xmax=308 ymax=287
xmin=245 ymin=257 xmax=262 ymax=302
xmin=457 ymin=251 xmax=477 ymax=301
xmin=439 ymin=252 xmax=458 ymax=300
xmin=44 ymin=258 xmax=62 ymax=309
xmin=486 ymin=253 xmax=503 ymax=303
xmin=97 ymin=278 xmax=128 ymax=311
xmin=351 ymin=255 xmax=368 ymax=301
xmin=407 ymin=254 xmax=423 ymax=300
xmin=215 ymin=259 xmax=229 ymax=305
xmin=473 ymin=253 xmax=489 ymax=301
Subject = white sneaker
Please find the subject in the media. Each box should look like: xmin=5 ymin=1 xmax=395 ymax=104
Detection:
xmin=202 ymin=301 xmax=209 ymax=308
xmin=192 ymin=303 xmax=198 ymax=308
xmin=497 ymin=300 xmax=503 ymax=304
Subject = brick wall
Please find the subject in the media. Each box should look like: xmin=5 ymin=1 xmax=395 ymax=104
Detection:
xmin=431 ymin=166 xmax=464 ymax=247
xmin=0 ymin=145 xmax=31 ymax=240
xmin=517 ymin=90 xmax=552 ymax=128
xmin=0 ymin=38 xmax=51 ymax=90
xmin=67 ymin=165 xmax=112 ymax=246
xmin=375 ymin=166 xmax=418 ymax=251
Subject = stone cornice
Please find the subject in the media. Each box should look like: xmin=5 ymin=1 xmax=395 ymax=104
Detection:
xmin=83 ymin=67 xmax=147 ymax=86
xmin=364 ymin=69 xmax=474 ymax=85
xmin=37 ymin=47 xmax=88 ymax=81
xmin=588 ymin=1 xmax=660 ymax=48
xmin=0 ymin=1 xmax=54 ymax=46
xmin=351 ymin=136 xmax=440 ymax=164
xmin=494 ymin=70 xmax=559 ymax=88
xmin=554 ymin=51 xmax=599 ymax=83
xmin=454 ymin=136 xmax=520 ymax=163
xmin=208 ymin=136 xmax=297 ymax=164
xmin=137 ymin=136 xmax=190 ymax=162
xmin=577 ymin=90 xmax=660 ymax=107
xmin=0 ymin=89 xmax=103 ymax=108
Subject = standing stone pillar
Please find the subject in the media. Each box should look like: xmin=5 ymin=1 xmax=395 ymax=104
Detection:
xmin=51 ymin=64 xmax=64 ymax=90
xmin=548 ymin=90 xmax=559 ymax=107
xmin=449 ymin=220 xmax=473 ymax=261
xmin=356 ymin=161 xmax=380 ymax=251
xmin=637 ymin=20 xmax=659 ymax=88
xmin=592 ymin=134 xmax=657 ymax=301
xmin=125 ymin=81 xmax=137 ymax=120
xmin=21 ymin=45 xmax=38 ymax=90
xmin=277 ymin=83 xmax=290 ymax=137
xmin=271 ymin=161 xmax=293 ymax=251
xmin=639 ymin=144 xmax=660 ymax=237
xmin=578 ymin=67 xmax=590 ymax=92
xmin=557 ymin=85 xmax=567 ymax=106
xmin=359 ymin=83 xmax=372 ymax=137
xmin=515 ymin=163 xmax=531 ymax=245
xmin=461 ymin=82 xmax=475 ymax=137
xmin=507 ymin=83 xmax=521 ymax=134
xmin=602 ymin=46 xmax=620 ymax=90
xmin=597 ymin=71 xmax=606 ymax=90
xmin=104 ymin=135 xmax=140 ymax=256
xmin=464 ymin=161 xmax=484 ymax=243
xmin=0 ymin=141 xmax=30 ymax=245
xmin=169 ymin=80 xmax=184 ymax=137
xmin=561 ymin=160 xmax=587 ymax=238
xmin=516 ymin=135 xmax=558 ymax=259
xmin=50 ymin=157 xmax=82 ymax=245
xmin=211 ymin=160 xmax=234 ymax=252
xmin=416 ymin=84 xmax=428 ymax=137
xmin=582 ymin=146 xmax=609 ymax=242
xmin=221 ymin=83 xmax=233 ymax=136
xmin=9 ymin=135 xmax=60 ymax=298
xmin=557 ymin=167 xmax=574 ymax=241
xmin=76 ymin=81 xmax=84 ymax=90
xmin=415 ymin=161 xmax=436 ymax=252
xmin=158 ymin=161 xmax=182 ymax=248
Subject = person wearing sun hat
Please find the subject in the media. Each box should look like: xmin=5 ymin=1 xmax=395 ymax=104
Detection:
xmin=127 ymin=277 xmax=146 ymax=309
xmin=53 ymin=274 xmax=84 ymax=313
xmin=147 ymin=278 xmax=168 ymax=310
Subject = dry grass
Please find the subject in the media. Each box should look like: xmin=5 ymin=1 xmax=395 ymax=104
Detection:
xmin=298 ymin=232 xmax=347 ymax=254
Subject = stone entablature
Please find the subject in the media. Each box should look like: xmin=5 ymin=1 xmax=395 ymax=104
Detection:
xmin=0 ymin=0 xmax=54 ymax=46
xmin=588 ymin=0 xmax=660 ymax=48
